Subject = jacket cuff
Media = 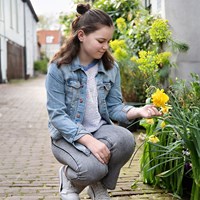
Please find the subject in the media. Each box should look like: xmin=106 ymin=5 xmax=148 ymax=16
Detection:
xmin=122 ymin=105 xmax=134 ymax=124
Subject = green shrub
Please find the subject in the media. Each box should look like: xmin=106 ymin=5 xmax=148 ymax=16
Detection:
xmin=34 ymin=59 xmax=48 ymax=74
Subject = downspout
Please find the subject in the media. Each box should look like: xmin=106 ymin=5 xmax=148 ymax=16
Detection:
xmin=23 ymin=1 xmax=27 ymax=79
xmin=0 ymin=0 xmax=6 ymax=83
xmin=0 ymin=38 xmax=2 ymax=83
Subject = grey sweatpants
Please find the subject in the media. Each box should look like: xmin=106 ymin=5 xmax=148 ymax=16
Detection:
xmin=51 ymin=124 xmax=136 ymax=190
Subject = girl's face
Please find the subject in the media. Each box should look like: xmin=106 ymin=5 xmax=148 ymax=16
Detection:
xmin=78 ymin=26 xmax=114 ymax=64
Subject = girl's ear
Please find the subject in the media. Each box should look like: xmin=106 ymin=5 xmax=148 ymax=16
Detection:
xmin=77 ymin=30 xmax=85 ymax=42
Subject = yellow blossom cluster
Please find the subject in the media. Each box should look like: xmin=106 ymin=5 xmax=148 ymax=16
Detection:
xmin=149 ymin=19 xmax=172 ymax=43
xmin=156 ymin=52 xmax=172 ymax=66
xmin=109 ymin=39 xmax=128 ymax=61
xmin=116 ymin=17 xmax=127 ymax=32
xmin=130 ymin=50 xmax=171 ymax=74
xmin=109 ymin=39 xmax=127 ymax=51
xmin=148 ymin=135 xmax=160 ymax=143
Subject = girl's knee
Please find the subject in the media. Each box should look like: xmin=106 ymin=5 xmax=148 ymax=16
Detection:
xmin=81 ymin=161 xmax=108 ymax=183
xmin=69 ymin=157 xmax=108 ymax=185
xmin=110 ymin=126 xmax=136 ymax=160
xmin=114 ymin=126 xmax=136 ymax=150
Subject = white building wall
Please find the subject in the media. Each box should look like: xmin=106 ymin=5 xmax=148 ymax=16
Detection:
xmin=0 ymin=0 xmax=25 ymax=82
xmin=0 ymin=0 xmax=38 ymax=82
xmin=0 ymin=38 xmax=7 ymax=81
xmin=0 ymin=0 xmax=6 ymax=81
xmin=151 ymin=0 xmax=200 ymax=81
xmin=25 ymin=4 xmax=38 ymax=77
xmin=0 ymin=0 xmax=24 ymax=81
xmin=4 ymin=0 xmax=24 ymax=46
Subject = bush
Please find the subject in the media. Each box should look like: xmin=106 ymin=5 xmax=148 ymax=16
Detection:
xmin=34 ymin=59 xmax=49 ymax=74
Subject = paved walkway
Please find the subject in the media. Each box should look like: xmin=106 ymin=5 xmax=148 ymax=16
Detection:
xmin=0 ymin=75 xmax=176 ymax=199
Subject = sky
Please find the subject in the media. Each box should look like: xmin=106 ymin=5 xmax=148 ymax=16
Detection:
xmin=30 ymin=0 xmax=75 ymax=16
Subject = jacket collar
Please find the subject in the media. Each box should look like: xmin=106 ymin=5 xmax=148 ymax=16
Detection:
xmin=71 ymin=57 xmax=107 ymax=74
xmin=71 ymin=57 xmax=82 ymax=72
xmin=97 ymin=60 xmax=107 ymax=74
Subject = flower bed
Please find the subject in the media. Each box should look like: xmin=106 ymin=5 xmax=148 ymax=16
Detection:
xmin=137 ymin=74 xmax=200 ymax=199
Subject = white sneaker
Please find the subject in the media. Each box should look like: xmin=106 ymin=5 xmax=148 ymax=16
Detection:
xmin=59 ymin=166 xmax=81 ymax=200
xmin=87 ymin=182 xmax=111 ymax=200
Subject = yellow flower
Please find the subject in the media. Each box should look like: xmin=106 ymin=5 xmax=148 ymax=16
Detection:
xmin=156 ymin=52 xmax=171 ymax=65
xmin=109 ymin=40 xmax=127 ymax=51
xmin=138 ymin=50 xmax=147 ymax=58
xmin=146 ymin=118 xmax=154 ymax=125
xmin=160 ymin=121 xmax=166 ymax=129
xmin=151 ymin=89 xmax=169 ymax=108
xmin=116 ymin=17 xmax=127 ymax=32
xmin=148 ymin=135 xmax=160 ymax=143
xmin=127 ymin=12 xmax=133 ymax=21
xmin=161 ymin=105 xmax=171 ymax=114
xmin=130 ymin=56 xmax=137 ymax=62
xmin=113 ymin=48 xmax=128 ymax=62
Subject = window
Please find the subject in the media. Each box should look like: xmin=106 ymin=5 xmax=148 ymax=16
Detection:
xmin=46 ymin=36 xmax=54 ymax=44
xmin=145 ymin=0 xmax=151 ymax=13
xmin=9 ymin=0 xmax=18 ymax=30
xmin=10 ymin=0 xmax=13 ymax=28
xmin=0 ymin=0 xmax=4 ymax=21
xmin=16 ymin=0 xmax=19 ymax=32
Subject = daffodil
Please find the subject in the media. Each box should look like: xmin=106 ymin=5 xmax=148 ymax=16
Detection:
xmin=148 ymin=135 xmax=160 ymax=143
xmin=160 ymin=121 xmax=166 ymax=129
xmin=161 ymin=105 xmax=171 ymax=114
xmin=146 ymin=118 xmax=154 ymax=125
xmin=151 ymin=89 xmax=169 ymax=108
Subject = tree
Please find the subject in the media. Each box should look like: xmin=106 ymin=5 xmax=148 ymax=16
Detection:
xmin=37 ymin=15 xmax=61 ymax=30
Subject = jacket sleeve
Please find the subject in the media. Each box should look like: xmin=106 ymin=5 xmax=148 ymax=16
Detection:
xmin=106 ymin=63 xmax=133 ymax=124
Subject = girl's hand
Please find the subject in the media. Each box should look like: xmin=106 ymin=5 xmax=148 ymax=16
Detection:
xmin=78 ymin=135 xmax=110 ymax=164
xmin=127 ymin=104 xmax=162 ymax=120
xmin=139 ymin=104 xmax=162 ymax=118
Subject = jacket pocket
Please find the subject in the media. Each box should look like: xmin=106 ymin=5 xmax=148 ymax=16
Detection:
xmin=102 ymin=82 xmax=112 ymax=96
xmin=65 ymin=79 xmax=82 ymax=101
xmin=67 ymin=79 xmax=81 ymax=88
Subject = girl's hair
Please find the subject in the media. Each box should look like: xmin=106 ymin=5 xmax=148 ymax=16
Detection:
xmin=51 ymin=3 xmax=114 ymax=70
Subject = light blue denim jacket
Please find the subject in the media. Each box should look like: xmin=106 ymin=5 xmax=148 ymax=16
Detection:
xmin=45 ymin=57 xmax=133 ymax=155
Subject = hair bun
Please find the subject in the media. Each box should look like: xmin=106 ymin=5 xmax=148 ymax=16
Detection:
xmin=77 ymin=3 xmax=91 ymax=15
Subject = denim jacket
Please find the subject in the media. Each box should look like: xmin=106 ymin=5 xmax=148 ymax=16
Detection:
xmin=45 ymin=57 xmax=133 ymax=155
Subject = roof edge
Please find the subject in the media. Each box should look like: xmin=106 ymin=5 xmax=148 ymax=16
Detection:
xmin=22 ymin=0 xmax=39 ymax=22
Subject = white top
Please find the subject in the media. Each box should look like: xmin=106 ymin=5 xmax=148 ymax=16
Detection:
xmin=82 ymin=64 xmax=105 ymax=133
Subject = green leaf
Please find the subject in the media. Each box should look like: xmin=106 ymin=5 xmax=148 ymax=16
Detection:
xmin=156 ymin=162 xmax=185 ymax=178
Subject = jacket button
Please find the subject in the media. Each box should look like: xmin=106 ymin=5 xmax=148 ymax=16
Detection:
xmin=76 ymin=114 xmax=80 ymax=118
